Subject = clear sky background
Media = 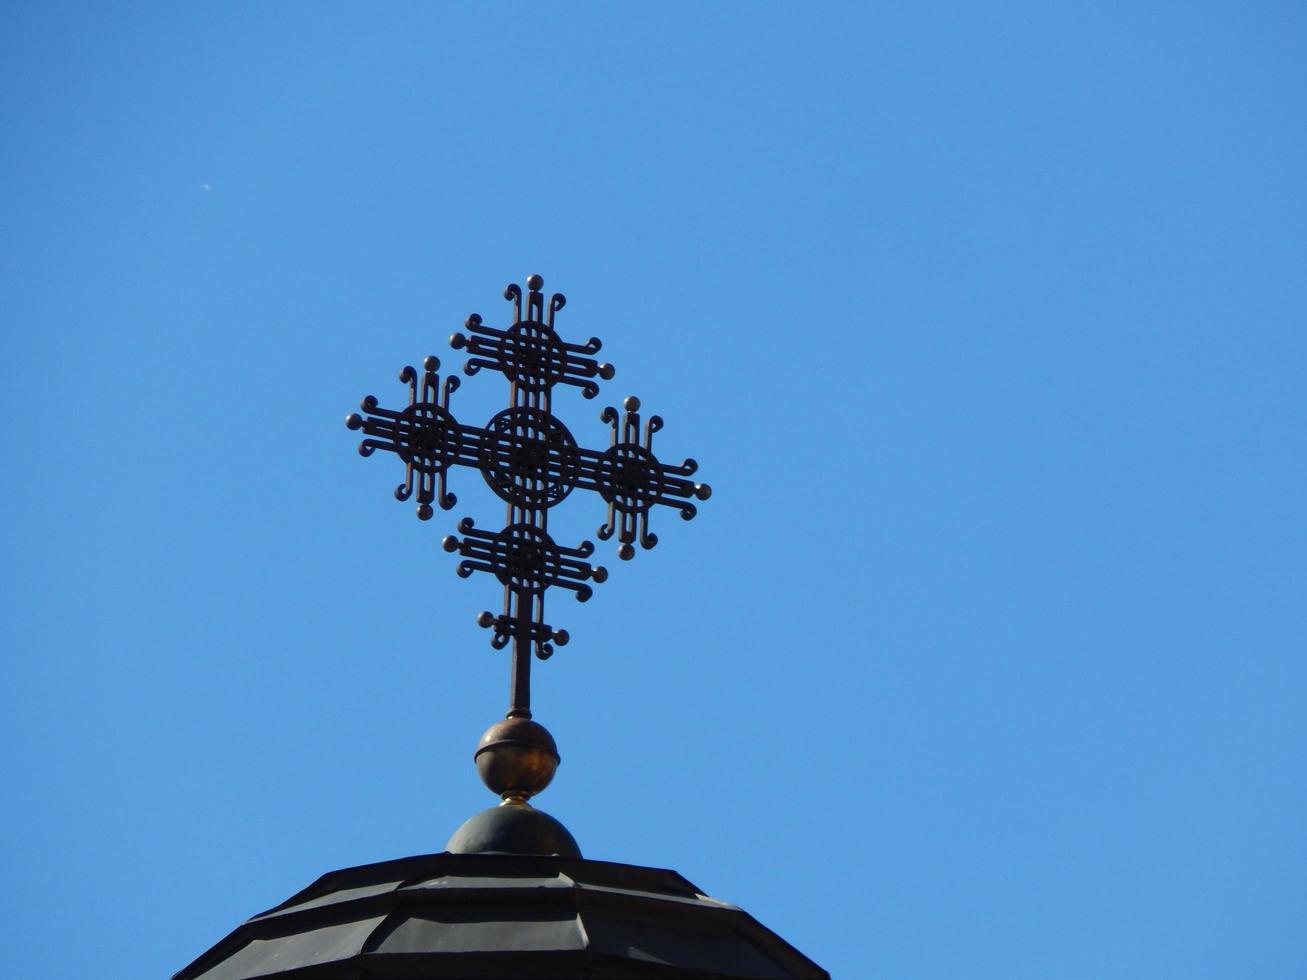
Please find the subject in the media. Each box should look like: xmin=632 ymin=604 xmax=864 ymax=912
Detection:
xmin=2 ymin=3 xmax=1304 ymax=978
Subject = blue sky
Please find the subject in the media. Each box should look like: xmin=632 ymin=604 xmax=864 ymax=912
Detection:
xmin=2 ymin=3 xmax=1304 ymax=977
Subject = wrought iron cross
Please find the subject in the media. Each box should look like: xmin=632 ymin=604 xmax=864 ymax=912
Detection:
xmin=346 ymin=275 xmax=711 ymax=719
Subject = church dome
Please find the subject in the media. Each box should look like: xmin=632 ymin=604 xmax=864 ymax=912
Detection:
xmin=174 ymin=849 xmax=827 ymax=979
xmin=445 ymin=803 xmax=582 ymax=859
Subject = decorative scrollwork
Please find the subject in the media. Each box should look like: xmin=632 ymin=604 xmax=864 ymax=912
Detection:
xmin=589 ymin=396 xmax=713 ymax=560
xmin=597 ymin=441 xmax=662 ymax=515
xmin=449 ymin=274 xmax=614 ymax=398
xmin=445 ymin=519 xmax=604 ymax=600
xmin=479 ymin=407 xmax=580 ymax=510
xmin=442 ymin=519 xmax=607 ymax=660
xmin=346 ymin=356 xmax=462 ymax=520
xmin=345 ymin=275 xmax=708 ymax=716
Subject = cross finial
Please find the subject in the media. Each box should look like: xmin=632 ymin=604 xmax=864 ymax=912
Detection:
xmin=346 ymin=275 xmax=711 ymax=733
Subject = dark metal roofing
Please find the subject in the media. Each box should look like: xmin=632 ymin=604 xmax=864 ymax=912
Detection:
xmin=174 ymin=851 xmax=828 ymax=979
xmin=446 ymin=804 xmax=581 ymax=859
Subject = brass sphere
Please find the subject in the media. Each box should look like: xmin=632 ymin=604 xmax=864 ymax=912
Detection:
xmin=474 ymin=717 xmax=559 ymax=805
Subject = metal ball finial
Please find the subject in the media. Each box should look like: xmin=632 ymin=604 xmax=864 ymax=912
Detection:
xmin=526 ymin=274 xmax=544 ymax=291
xmin=474 ymin=716 xmax=560 ymax=806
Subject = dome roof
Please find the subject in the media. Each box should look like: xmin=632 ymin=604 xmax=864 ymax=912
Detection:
xmin=445 ymin=804 xmax=581 ymax=858
xmin=174 ymin=850 xmax=827 ymax=979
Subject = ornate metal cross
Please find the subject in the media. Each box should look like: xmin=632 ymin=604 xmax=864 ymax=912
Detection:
xmin=346 ymin=275 xmax=711 ymax=720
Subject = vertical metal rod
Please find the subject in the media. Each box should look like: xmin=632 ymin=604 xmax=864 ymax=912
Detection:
xmin=506 ymin=368 xmax=530 ymax=719
xmin=508 ymin=604 xmax=531 ymax=719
